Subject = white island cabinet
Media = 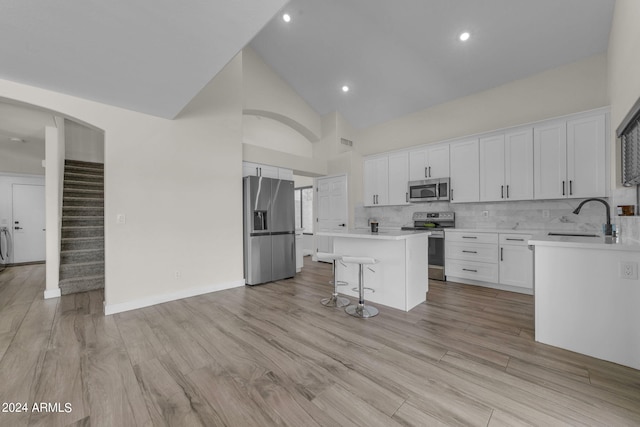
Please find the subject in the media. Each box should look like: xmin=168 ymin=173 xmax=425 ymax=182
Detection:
xmin=316 ymin=230 xmax=429 ymax=312
xmin=529 ymin=235 xmax=640 ymax=370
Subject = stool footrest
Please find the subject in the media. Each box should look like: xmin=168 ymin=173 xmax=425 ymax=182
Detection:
xmin=352 ymin=287 xmax=374 ymax=293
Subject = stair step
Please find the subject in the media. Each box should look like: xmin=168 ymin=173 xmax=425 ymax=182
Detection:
xmin=65 ymin=159 xmax=104 ymax=169
xmin=62 ymin=226 xmax=104 ymax=239
xmin=63 ymin=189 xmax=104 ymax=199
xmin=59 ymin=261 xmax=104 ymax=279
xmin=61 ymin=248 xmax=105 ymax=264
xmin=64 ymin=166 xmax=104 ymax=177
xmin=64 ymin=172 xmax=103 ymax=182
xmin=63 ymin=197 xmax=104 ymax=207
xmin=61 ymin=237 xmax=104 ymax=251
xmin=63 ymin=206 xmax=104 ymax=217
xmin=59 ymin=275 xmax=104 ymax=295
xmin=62 ymin=218 xmax=104 ymax=228
xmin=64 ymin=180 xmax=103 ymax=190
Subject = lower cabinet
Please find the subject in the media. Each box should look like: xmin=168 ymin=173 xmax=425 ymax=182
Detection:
xmin=445 ymin=230 xmax=533 ymax=294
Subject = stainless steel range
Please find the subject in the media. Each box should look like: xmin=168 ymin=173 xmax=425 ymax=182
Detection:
xmin=401 ymin=212 xmax=455 ymax=281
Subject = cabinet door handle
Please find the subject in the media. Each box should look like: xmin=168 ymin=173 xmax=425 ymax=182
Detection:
xmin=406 ymin=192 xmax=408 ymax=203
xmin=425 ymin=167 xmax=428 ymax=178
xmin=428 ymin=166 xmax=431 ymax=177
xmin=562 ymin=180 xmax=565 ymax=196
xmin=569 ymin=180 xmax=573 ymax=196
xmin=506 ymin=185 xmax=509 ymax=199
xmin=500 ymin=247 xmax=504 ymax=261
xmin=372 ymin=195 xmax=375 ymax=205
xmin=462 ymin=268 xmax=478 ymax=273
xmin=462 ymin=250 xmax=477 ymax=254
xmin=506 ymin=238 xmax=524 ymax=241
xmin=450 ymin=188 xmax=454 ymax=201
xmin=462 ymin=236 xmax=477 ymax=239
xmin=501 ymin=185 xmax=504 ymax=199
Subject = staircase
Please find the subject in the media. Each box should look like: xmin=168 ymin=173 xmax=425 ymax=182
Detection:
xmin=59 ymin=160 xmax=105 ymax=295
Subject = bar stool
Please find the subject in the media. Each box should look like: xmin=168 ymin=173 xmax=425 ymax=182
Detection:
xmin=342 ymin=256 xmax=379 ymax=318
xmin=316 ymin=252 xmax=350 ymax=308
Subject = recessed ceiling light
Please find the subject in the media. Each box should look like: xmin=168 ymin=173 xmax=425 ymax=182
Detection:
xmin=459 ymin=32 xmax=470 ymax=42
xmin=282 ymin=13 xmax=291 ymax=23
xmin=341 ymin=85 xmax=350 ymax=93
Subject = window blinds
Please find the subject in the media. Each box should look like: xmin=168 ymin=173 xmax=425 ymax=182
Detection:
xmin=618 ymin=97 xmax=640 ymax=186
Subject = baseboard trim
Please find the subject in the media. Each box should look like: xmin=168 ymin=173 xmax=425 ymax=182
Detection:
xmin=104 ymin=278 xmax=246 ymax=316
xmin=44 ymin=288 xmax=62 ymax=299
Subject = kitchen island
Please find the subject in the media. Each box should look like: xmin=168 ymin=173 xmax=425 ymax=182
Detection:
xmin=316 ymin=229 xmax=429 ymax=312
xmin=529 ymin=234 xmax=640 ymax=370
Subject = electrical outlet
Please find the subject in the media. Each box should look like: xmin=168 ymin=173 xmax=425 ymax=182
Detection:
xmin=542 ymin=210 xmax=550 ymax=218
xmin=619 ymin=262 xmax=638 ymax=280
xmin=174 ymin=270 xmax=182 ymax=279
xmin=482 ymin=211 xmax=489 ymax=217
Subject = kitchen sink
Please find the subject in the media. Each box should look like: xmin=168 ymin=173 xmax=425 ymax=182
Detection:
xmin=547 ymin=232 xmax=600 ymax=237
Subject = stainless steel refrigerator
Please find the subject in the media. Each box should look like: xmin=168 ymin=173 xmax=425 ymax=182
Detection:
xmin=243 ymin=176 xmax=296 ymax=285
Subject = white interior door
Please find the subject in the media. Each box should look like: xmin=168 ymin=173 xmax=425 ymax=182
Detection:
xmin=12 ymin=184 xmax=46 ymax=263
xmin=315 ymin=175 xmax=347 ymax=256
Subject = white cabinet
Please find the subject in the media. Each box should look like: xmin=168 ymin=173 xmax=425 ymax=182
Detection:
xmin=449 ymin=139 xmax=479 ymax=203
xmin=388 ymin=152 xmax=410 ymax=205
xmin=445 ymin=230 xmax=533 ymax=294
xmin=498 ymin=234 xmax=533 ymax=289
xmin=567 ymin=114 xmax=607 ymax=198
xmin=243 ymin=162 xmax=293 ymax=180
xmin=445 ymin=231 xmax=498 ymax=283
xmin=364 ymin=156 xmax=389 ymax=206
xmin=409 ymin=144 xmax=449 ymax=181
xmin=479 ymin=129 xmax=533 ymax=202
xmin=364 ymin=152 xmax=409 ymax=206
xmin=534 ymin=112 xmax=606 ymax=199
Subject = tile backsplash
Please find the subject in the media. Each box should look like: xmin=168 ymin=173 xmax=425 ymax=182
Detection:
xmin=355 ymin=196 xmax=640 ymax=243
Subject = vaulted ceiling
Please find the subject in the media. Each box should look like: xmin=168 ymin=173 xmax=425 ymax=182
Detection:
xmin=0 ymin=0 xmax=616 ymax=133
xmin=250 ymin=0 xmax=615 ymax=128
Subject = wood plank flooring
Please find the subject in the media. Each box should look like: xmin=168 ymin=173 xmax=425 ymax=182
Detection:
xmin=0 ymin=259 xmax=639 ymax=426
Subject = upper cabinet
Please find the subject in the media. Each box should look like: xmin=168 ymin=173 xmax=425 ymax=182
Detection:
xmin=534 ymin=112 xmax=606 ymax=199
xmin=479 ymin=129 xmax=533 ymax=202
xmin=408 ymin=144 xmax=450 ymax=181
xmin=242 ymin=161 xmax=293 ymax=180
xmin=450 ymin=139 xmax=479 ymax=203
xmin=362 ymin=108 xmax=609 ymax=206
xmin=364 ymin=152 xmax=409 ymax=207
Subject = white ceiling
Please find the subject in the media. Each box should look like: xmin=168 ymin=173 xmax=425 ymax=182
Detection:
xmin=250 ymin=0 xmax=615 ymax=129
xmin=0 ymin=0 xmax=287 ymax=119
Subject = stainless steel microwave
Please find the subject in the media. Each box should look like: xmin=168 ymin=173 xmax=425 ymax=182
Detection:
xmin=408 ymin=178 xmax=450 ymax=202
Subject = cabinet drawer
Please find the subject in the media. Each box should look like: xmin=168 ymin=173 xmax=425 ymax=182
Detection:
xmin=445 ymin=231 xmax=498 ymax=244
xmin=446 ymin=242 xmax=498 ymax=263
xmin=446 ymin=259 xmax=499 ymax=283
xmin=499 ymin=234 xmax=532 ymax=246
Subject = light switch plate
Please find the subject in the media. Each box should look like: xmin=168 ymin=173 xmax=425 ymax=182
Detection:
xmin=116 ymin=214 xmax=126 ymax=224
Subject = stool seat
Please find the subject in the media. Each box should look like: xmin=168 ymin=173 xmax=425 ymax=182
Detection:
xmin=317 ymin=252 xmax=343 ymax=262
xmin=344 ymin=257 xmax=379 ymax=319
xmin=318 ymin=251 xmax=350 ymax=308
xmin=342 ymin=256 xmax=376 ymax=265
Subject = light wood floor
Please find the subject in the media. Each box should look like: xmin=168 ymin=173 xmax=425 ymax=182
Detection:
xmin=0 ymin=259 xmax=639 ymax=426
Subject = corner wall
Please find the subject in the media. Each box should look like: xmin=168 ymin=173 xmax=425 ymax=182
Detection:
xmin=0 ymin=53 xmax=245 ymax=313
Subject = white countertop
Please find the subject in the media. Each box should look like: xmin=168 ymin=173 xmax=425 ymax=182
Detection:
xmin=449 ymin=228 xmax=537 ymax=235
xmin=528 ymin=233 xmax=640 ymax=252
xmin=316 ymin=229 xmax=430 ymax=240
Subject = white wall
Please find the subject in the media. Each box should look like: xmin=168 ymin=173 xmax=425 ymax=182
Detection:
xmin=0 ymin=53 xmax=245 ymax=313
xmin=0 ymin=138 xmax=45 ymax=176
xmin=65 ymin=119 xmax=104 ymax=163
xmin=243 ymin=114 xmax=313 ymax=158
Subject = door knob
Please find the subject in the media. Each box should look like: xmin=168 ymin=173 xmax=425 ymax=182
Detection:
xmin=15 ymin=226 xmax=22 ymax=230
xmin=338 ymin=224 xmax=346 ymax=227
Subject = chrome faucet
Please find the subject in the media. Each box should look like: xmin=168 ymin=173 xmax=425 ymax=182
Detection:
xmin=572 ymin=198 xmax=612 ymax=236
